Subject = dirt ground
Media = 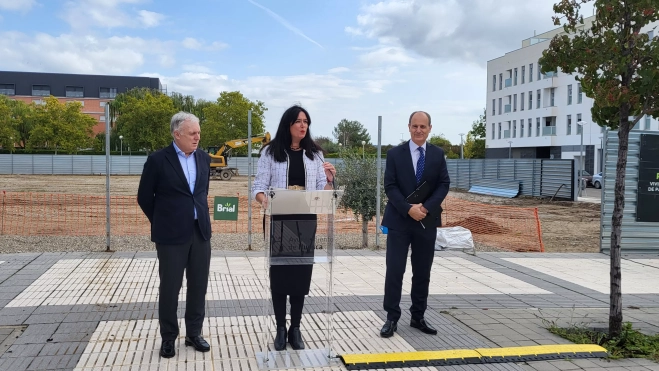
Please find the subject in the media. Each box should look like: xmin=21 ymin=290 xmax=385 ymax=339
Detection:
xmin=0 ymin=174 xmax=602 ymax=253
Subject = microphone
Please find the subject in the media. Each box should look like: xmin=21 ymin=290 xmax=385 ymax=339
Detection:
xmin=314 ymin=151 xmax=337 ymax=191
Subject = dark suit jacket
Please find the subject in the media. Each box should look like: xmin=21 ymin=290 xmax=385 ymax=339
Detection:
xmin=381 ymin=141 xmax=451 ymax=229
xmin=137 ymin=143 xmax=212 ymax=245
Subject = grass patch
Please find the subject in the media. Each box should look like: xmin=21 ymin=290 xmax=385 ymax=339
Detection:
xmin=548 ymin=322 xmax=659 ymax=362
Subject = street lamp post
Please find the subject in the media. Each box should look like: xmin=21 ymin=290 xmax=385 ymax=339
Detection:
xmin=9 ymin=136 xmax=13 ymax=175
xmin=577 ymin=121 xmax=586 ymax=196
xmin=119 ymin=135 xmax=123 ymax=156
xmin=507 ymin=140 xmax=513 ymax=159
xmin=361 ymin=140 xmax=366 ymax=159
xmin=458 ymin=133 xmax=465 ymax=159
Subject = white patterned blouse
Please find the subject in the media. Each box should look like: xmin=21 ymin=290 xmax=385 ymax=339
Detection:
xmin=251 ymin=148 xmax=328 ymax=199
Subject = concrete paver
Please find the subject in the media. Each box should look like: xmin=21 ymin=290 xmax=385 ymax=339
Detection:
xmin=0 ymin=251 xmax=657 ymax=370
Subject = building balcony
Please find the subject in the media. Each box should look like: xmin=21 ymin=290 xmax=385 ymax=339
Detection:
xmin=505 ymin=78 xmax=512 ymax=87
xmin=504 ymin=104 xmax=511 ymax=113
xmin=503 ymin=130 xmax=511 ymax=138
xmin=542 ymin=126 xmax=557 ymax=136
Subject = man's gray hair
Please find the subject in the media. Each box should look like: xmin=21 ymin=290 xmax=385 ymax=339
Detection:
xmin=170 ymin=111 xmax=199 ymax=135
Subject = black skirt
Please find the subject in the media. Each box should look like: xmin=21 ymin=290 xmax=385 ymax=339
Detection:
xmin=269 ymin=214 xmax=317 ymax=295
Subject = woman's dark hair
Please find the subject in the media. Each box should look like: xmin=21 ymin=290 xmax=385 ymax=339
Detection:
xmin=262 ymin=105 xmax=324 ymax=162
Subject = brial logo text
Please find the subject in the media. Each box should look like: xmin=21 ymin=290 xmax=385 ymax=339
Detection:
xmin=217 ymin=203 xmax=236 ymax=212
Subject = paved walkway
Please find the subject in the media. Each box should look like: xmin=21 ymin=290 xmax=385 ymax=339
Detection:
xmin=0 ymin=250 xmax=658 ymax=371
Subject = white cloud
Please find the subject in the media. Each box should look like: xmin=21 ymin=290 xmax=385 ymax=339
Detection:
xmin=182 ymin=37 xmax=228 ymax=52
xmin=61 ymin=0 xmax=165 ymax=30
xmin=328 ymin=67 xmax=350 ymax=74
xmin=0 ymin=0 xmax=36 ymax=11
xmin=182 ymin=64 xmax=213 ymax=73
xmin=138 ymin=10 xmax=165 ymax=27
xmin=347 ymin=0 xmax=594 ymax=66
xmin=358 ymin=46 xmax=415 ymax=66
xmin=0 ymin=31 xmax=178 ymax=74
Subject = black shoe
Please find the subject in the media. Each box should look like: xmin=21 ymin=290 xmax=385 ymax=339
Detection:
xmin=380 ymin=320 xmax=397 ymax=338
xmin=185 ymin=335 xmax=210 ymax=352
xmin=160 ymin=339 xmax=176 ymax=358
xmin=274 ymin=326 xmax=287 ymax=351
xmin=288 ymin=326 xmax=305 ymax=350
xmin=410 ymin=318 xmax=437 ymax=335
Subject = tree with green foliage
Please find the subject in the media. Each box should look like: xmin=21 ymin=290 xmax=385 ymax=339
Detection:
xmin=428 ymin=134 xmax=459 ymax=158
xmin=314 ymin=135 xmax=341 ymax=154
xmin=114 ymin=91 xmax=177 ymax=153
xmin=332 ymin=119 xmax=371 ymax=148
xmin=539 ymin=0 xmax=659 ymax=337
xmin=464 ymin=109 xmax=486 ymax=159
xmin=202 ymin=91 xmax=267 ymax=152
xmin=336 ymin=148 xmax=386 ymax=248
xmin=0 ymin=96 xmax=20 ymax=150
xmin=29 ymin=97 xmax=96 ymax=154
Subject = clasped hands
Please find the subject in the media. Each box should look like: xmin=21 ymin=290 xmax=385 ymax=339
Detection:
xmin=408 ymin=203 xmax=428 ymax=221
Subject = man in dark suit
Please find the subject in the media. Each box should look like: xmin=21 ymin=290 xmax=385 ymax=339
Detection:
xmin=380 ymin=111 xmax=450 ymax=338
xmin=137 ymin=111 xmax=212 ymax=358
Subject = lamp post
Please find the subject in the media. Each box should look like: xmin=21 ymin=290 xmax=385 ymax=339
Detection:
xmin=507 ymin=140 xmax=513 ymax=159
xmin=361 ymin=140 xmax=366 ymax=159
xmin=119 ymin=135 xmax=123 ymax=156
xmin=577 ymin=121 xmax=586 ymax=196
xmin=9 ymin=136 xmax=13 ymax=175
xmin=458 ymin=133 xmax=465 ymax=159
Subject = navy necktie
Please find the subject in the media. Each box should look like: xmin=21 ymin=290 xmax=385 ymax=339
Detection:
xmin=416 ymin=147 xmax=425 ymax=184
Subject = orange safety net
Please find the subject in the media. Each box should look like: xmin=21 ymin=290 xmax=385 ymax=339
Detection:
xmin=0 ymin=192 xmax=543 ymax=252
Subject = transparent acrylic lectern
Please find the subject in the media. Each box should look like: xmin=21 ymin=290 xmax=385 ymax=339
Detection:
xmin=255 ymin=188 xmax=344 ymax=370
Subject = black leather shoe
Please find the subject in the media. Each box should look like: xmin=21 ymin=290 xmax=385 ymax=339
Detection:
xmin=380 ymin=320 xmax=397 ymax=338
xmin=410 ymin=318 xmax=437 ymax=335
xmin=274 ymin=326 xmax=287 ymax=351
xmin=185 ymin=335 xmax=210 ymax=352
xmin=160 ymin=340 xmax=175 ymax=358
xmin=288 ymin=326 xmax=305 ymax=350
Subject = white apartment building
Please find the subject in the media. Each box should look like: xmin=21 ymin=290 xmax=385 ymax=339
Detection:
xmin=485 ymin=15 xmax=658 ymax=175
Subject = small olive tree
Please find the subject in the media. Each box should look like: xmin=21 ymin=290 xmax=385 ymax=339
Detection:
xmin=336 ymin=149 xmax=386 ymax=248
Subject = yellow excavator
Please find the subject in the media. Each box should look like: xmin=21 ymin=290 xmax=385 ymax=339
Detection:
xmin=207 ymin=132 xmax=271 ymax=180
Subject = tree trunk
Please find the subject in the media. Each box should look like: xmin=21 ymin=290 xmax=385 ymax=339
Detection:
xmin=609 ymin=120 xmax=631 ymax=338
xmin=361 ymin=218 xmax=369 ymax=249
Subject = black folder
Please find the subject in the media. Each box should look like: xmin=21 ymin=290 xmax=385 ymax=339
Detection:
xmin=406 ymin=181 xmax=434 ymax=228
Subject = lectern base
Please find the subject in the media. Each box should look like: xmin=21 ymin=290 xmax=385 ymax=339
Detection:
xmin=256 ymin=349 xmax=341 ymax=370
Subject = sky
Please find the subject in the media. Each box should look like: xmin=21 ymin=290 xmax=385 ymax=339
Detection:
xmin=0 ymin=0 xmax=595 ymax=146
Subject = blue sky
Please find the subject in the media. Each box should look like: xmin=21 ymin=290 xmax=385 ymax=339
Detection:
xmin=0 ymin=0 xmax=594 ymax=145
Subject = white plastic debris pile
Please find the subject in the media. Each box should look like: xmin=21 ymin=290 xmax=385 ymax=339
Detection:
xmin=435 ymin=226 xmax=475 ymax=254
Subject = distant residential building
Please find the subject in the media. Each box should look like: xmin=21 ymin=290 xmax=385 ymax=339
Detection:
xmin=0 ymin=71 xmax=163 ymax=135
xmin=485 ymin=15 xmax=658 ymax=174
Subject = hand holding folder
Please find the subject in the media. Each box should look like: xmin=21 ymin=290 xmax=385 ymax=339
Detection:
xmin=406 ymin=181 xmax=434 ymax=229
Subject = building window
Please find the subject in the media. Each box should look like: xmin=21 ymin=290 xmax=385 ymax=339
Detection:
xmin=514 ymin=68 xmax=518 ymax=85
xmin=537 ymin=60 xmax=541 ymax=80
xmin=536 ymin=117 xmax=540 ymax=136
xmin=567 ymin=114 xmax=572 ymax=135
xmin=521 ymin=66 xmax=525 ymax=84
xmin=521 ymin=119 xmax=525 ymax=137
xmin=100 ymin=87 xmax=117 ymax=99
xmin=32 ymin=99 xmax=45 ymax=105
xmin=32 ymin=85 xmax=50 ymax=96
xmin=66 ymin=86 xmax=84 ymax=98
xmin=499 ymin=73 xmax=502 ymax=90
xmin=492 ymin=123 xmax=495 ymax=139
xmin=550 ymin=88 xmax=555 ymax=106
xmin=100 ymin=102 xmax=107 ymax=107
xmin=528 ymin=91 xmax=532 ymax=110
xmin=645 ymin=115 xmax=651 ymax=130
xmin=498 ymin=98 xmax=502 ymax=114
xmin=513 ymin=120 xmax=517 ymax=138
xmin=513 ymin=94 xmax=517 ymax=111
xmin=521 ymin=92 xmax=525 ymax=111
xmin=100 ymin=115 xmax=106 ymax=122
xmin=577 ymin=113 xmax=583 ymax=134
xmin=492 ymin=99 xmax=496 ymax=115
xmin=0 ymin=83 xmax=15 ymax=96
xmin=577 ymin=83 xmax=583 ymax=103
xmin=498 ymin=123 xmax=502 ymax=139
xmin=529 ymin=63 xmax=533 ymax=82
xmin=493 ymin=75 xmax=496 ymax=92
xmin=536 ymin=89 xmax=541 ymax=109
xmin=567 ymin=84 xmax=572 ymax=105
xmin=528 ymin=118 xmax=532 ymax=137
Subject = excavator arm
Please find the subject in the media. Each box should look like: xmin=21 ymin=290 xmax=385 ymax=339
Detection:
xmin=208 ymin=132 xmax=271 ymax=180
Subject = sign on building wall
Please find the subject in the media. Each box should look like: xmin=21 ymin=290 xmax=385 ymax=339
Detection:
xmin=636 ymin=134 xmax=659 ymax=222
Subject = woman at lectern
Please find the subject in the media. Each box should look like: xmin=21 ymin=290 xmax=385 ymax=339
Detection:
xmin=252 ymin=105 xmax=336 ymax=351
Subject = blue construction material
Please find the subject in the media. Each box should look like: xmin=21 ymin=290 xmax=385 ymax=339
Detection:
xmin=468 ymin=179 xmax=521 ymax=198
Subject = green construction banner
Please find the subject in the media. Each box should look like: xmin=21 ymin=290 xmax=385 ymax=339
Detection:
xmin=214 ymin=196 xmax=239 ymax=221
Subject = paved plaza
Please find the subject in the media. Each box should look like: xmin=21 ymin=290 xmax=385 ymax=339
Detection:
xmin=0 ymin=250 xmax=658 ymax=371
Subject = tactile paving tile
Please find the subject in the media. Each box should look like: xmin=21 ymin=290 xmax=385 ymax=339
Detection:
xmin=73 ymin=311 xmax=433 ymax=371
xmin=8 ymin=256 xmax=549 ymax=308
xmin=504 ymin=258 xmax=659 ymax=294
